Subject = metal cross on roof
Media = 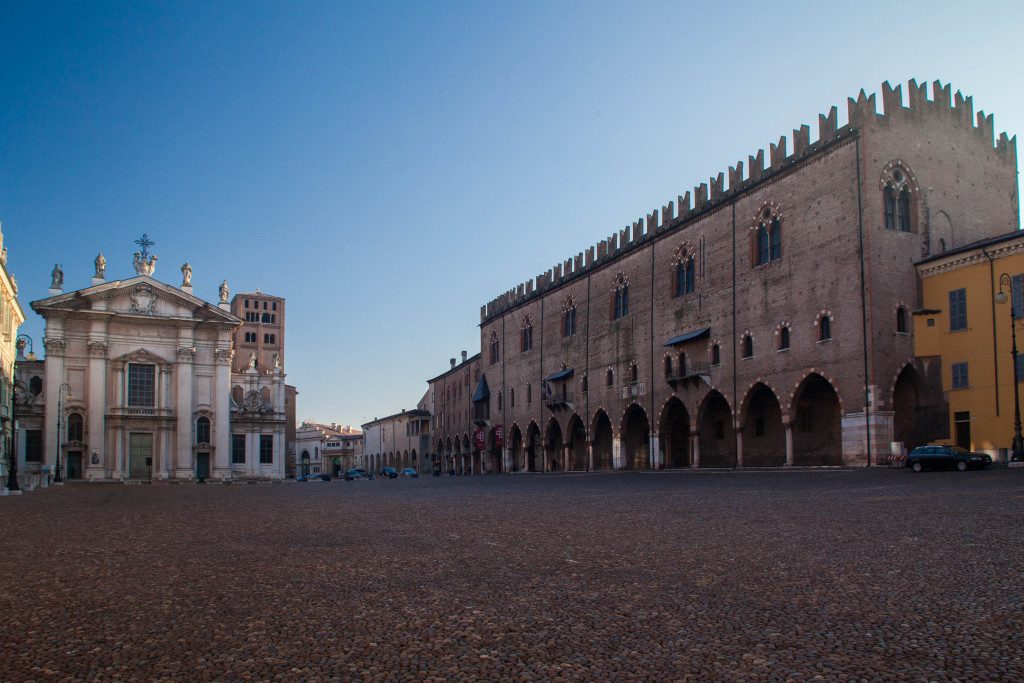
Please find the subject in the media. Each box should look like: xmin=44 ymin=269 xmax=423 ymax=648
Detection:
xmin=134 ymin=233 xmax=155 ymax=258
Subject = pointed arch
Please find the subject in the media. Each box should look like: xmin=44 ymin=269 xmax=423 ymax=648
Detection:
xmin=697 ymin=389 xmax=735 ymax=468
xmin=740 ymin=382 xmax=785 ymax=467
xmin=658 ymin=396 xmax=691 ymax=469
xmin=620 ymin=403 xmax=650 ymax=470
xmin=591 ymin=409 xmax=613 ymax=471
xmin=566 ymin=413 xmax=588 ymax=471
xmin=790 ymin=372 xmax=842 ymax=466
xmin=544 ymin=418 xmax=564 ymax=472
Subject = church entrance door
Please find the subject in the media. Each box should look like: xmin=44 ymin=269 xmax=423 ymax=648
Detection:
xmin=67 ymin=451 xmax=83 ymax=479
xmin=196 ymin=452 xmax=210 ymax=481
xmin=129 ymin=433 xmax=153 ymax=480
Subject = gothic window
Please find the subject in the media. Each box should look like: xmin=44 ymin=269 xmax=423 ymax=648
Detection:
xmin=818 ymin=314 xmax=833 ymax=341
xmin=510 ymin=387 xmax=515 ymax=408
xmin=497 ymin=391 xmax=503 ymax=411
xmin=742 ymin=334 xmax=754 ymax=358
xmin=896 ymin=306 xmax=908 ymax=333
xmin=778 ymin=325 xmax=790 ymax=350
xmin=262 ymin=313 xmax=271 ymax=323
xmin=527 ymin=383 xmax=532 ymax=404
xmin=127 ymin=363 xmax=156 ymax=407
xmin=606 ymin=368 xmax=614 ymax=387
xmin=630 ymin=363 xmax=638 ymax=382
xmin=678 ymin=352 xmax=686 ymax=376
xmin=752 ymin=205 xmax=782 ymax=266
xmin=521 ymin=317 xmax=534 ymax=353
xmin=196 ymin=416 xmax=211 ymax=444
xmin=711 ymin=344 xmax=721 ymax=366
xmin=67 ymin=412 xmax=84 ymax=442
xmin=674 ymin=248 xmax=695 ymax=296
xmin=664 ymin=356 xmax=673 ymax=376
xmin=611 ymin=274 xmax=629 ymax=320
xmin=881 ymin=164 xmax=916 ymax=232
xmin=564 ymin=306 xmax=577 ymax=337
xmin=489 ymin=332 xmax=500 ymax=364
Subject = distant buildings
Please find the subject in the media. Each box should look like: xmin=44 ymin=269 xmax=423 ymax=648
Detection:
xmin=294 ymin=422 xmax=362 ymax=476
xmin=361 ymin=397 xmax=431 ymax=474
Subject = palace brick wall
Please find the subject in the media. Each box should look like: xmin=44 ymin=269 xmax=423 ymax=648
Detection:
xmin=465 ymin=80 xmax=1018 ymax=469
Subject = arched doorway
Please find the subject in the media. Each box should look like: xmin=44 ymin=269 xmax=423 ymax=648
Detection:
xmin=659 ymin=398 xmax=691 ymax=469
xmin=525 ymin=422 xmax=541 ymax=472
xmin=742 ymin=383 xmax=785 ymax=467
xmin=697 ymin=390 xmax=735 ymax=467
xmin=509 ymin=425 xmax=524 ymax=472
xmin=792 ymin=373 xmax=842 ymax=465
xmin=621 ymin=404 xmax=650 ymax=470
xmin=893 ymin=365 xmax=926 ymax=450
xmin=566 ymin=414 xmax=588 ymax=470
xmin=592 ymin=410 xmax=613 ymax=470
xmin=486 ymin=427 xmax=502 ymax=474
xmin=545 ymin=419 xmax=564 ymax=472
xmin=300 ymin=450 xmax=310 ymax=477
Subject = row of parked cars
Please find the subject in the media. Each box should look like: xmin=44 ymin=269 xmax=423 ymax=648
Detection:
xmin=296 ymin=467 xmax=420 ymax=481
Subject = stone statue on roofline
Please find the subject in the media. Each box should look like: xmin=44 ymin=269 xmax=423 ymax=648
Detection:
xmin=181 ymin=262 xmax=192 ymax=286
xmin=94 ymin=253 xmax=106 ymax=279
xmin=133 ymin=251 xmax=158 ymax=277
xmin=50 ymin=264 xmax=64 ymax=289
xmin=219 ymin=279 xmax=230 ymax=303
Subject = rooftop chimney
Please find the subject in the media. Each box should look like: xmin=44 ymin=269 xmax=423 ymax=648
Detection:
xmin=450 ymin=358 xmax=456 ymax=368
xmin=461 ymin=350 xmax=468 ymax=362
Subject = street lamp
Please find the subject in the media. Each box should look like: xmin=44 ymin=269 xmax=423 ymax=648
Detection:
xmin=995 ymin=273 xmax=1023 ymax=460
xmin=55 ymin=382 xmax=70 ymax=483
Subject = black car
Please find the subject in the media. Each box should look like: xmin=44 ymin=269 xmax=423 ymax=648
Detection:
xmin=399 ymin=467 xmax=418 ymax=478
xmin=343 ymin=468 xmax=364 ymax=481
xmin=907 ymin=445 xmax=992 ymax=472
xmin=380 ymin=467 xmax=398 ymax=479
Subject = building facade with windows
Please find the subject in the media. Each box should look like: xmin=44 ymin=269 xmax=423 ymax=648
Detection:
xmin=24 ymin=248 xmax=288 ymax=482
xmin=470 ymin=80 xmax=1017 ymax=471
xmin=426 ymin=351 xmax=486 ymax=473
xmin=0 ymin=224 xmax=27 ymax=493
xmin=913 ymin=231 xmax=1024 ymax=460
xmin=362 ymin=400 xmax=431 ymax=475
xmin=294 ymin=422 xmax=362 ymax=477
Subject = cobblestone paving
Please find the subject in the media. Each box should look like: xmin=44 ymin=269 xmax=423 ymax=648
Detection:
xmin=1 ymin=469 xmax=1022 ymax=681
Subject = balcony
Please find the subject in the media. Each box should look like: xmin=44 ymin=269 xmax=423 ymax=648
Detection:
xmin=472 ymin=403 xmax=490 ymax=426
xmin=665 ymin=360 xmax=711 ymax=385
xmin=545 ymin=391 xmax=574 ymax=411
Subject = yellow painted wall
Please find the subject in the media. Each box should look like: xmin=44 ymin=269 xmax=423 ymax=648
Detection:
xmin=915 ymin=237 xmax=1024 ymax=454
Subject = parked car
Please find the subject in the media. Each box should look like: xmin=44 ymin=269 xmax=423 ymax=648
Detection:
xmin=305 ymin=472 xmax=329 ymax=481
xmin=295 ymin=474 xmax=309 ymax=482
xmin=400 ymin=467 xmax=418 ymax=478
xmin=380 ymin=467 xmax=398 ymax=479
xmin=344 ymin=468 xmax=365 ymax=481
xmin=907 ymin=445 xmax=992 ymax=472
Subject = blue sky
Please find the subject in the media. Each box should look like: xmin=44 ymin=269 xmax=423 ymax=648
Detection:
xmin=2 ymin=1 xmax=1022 ymax=427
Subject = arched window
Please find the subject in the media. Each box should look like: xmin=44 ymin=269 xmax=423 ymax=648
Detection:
xmin=678 ymin=352 xmax=686 ymax=376
xmin=882 ymin=165 xmax=916 ymax=232
xmin=521 ymin=317 xmax=533 ymax=353
xmin=526 ymin=383 xmax=532 ymax=404
xmin=196 ymin=416 xmax=211 ymax=444
xmin=497 ymin=391 xmax=503 ymax=411
xmin=67 ymin=412 xmax=84 ymax=442
xmin=606 ymin=368 xmax=614 ymax=387
xmin=489 ymin=332 xmax=500 ymax=364
xmin=753 ymin=205 xmax=782 ymax=266
xmin=742 ymin=334 xmax=753 ymax=358
xmin=563 ymin=306 xmax=577 ymax=337
xmin=711 ymin=344 xmax=721 ymax=366
xmin=262 ymin=313 xmax=271 ymax=323
xmin=611 ymin=274 xmax=629 ymax=320
xmin=630 ymin=363 xmax=638 ymax=382
xmin=778 ymin=326 xmax=790 ymax=350
xmin=510 ymin=387 xmax=515 ymax=408
xmin=674 ymin=248 xmax=695 ymax=296
xmin=818 ymin=315 xmax=832 ymax=341
xmin=663 ymin=356 xmax=673 ymax=376
xmin=896 ymin=306 xmax=908 ymax=334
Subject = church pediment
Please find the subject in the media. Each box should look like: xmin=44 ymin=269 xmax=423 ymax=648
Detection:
xmin=31 ymin=276 xmax=241 ymax=325
xmin=112 ymin=347 xmax=174 ymax=366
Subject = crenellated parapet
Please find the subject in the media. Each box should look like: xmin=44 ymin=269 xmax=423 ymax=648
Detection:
xmin=480 ymin=79 xmax=1018 ymax=324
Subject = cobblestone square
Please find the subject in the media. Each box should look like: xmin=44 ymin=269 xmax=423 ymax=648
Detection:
xmin=1 ymin=470 xmax=1022 ymax=680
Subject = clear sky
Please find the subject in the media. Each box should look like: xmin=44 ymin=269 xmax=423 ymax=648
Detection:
xmin=2 ymin=1 xmax=1022 ymax=427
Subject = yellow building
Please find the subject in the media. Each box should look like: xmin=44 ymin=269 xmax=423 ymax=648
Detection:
xmin=914 ymin=230 xmax=1024 ymax=461
xmin=0 ymin=223 xmax=28 ymax=493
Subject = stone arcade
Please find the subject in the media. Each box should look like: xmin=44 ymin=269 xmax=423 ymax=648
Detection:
xmin=20 ymin=246 xmax=287 ymax=482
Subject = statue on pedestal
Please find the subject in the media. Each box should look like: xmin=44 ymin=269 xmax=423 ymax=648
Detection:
xmin=219 ymin=280 xmax=230 ymax=304
xmin=50 ymin=264 xmax=64 ymax=290
xmin=94 ymin=253 xmax=106 ymax=279
xmin=248 ymin=351 xmax=257 ymax=370
xmin=180 ymin=262 xmax=192 ymax=286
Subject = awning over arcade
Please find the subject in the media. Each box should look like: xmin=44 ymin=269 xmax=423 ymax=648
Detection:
xmin=664 ymin=327 xmax=710 ymax=347
xmin=472 ymin=375 xmax=490 ymax=403
xmin=543 ymin=368 xmax=574 ymax=382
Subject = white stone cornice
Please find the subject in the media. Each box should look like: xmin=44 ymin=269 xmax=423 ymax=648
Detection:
xmin=917 ymin=236 xmax=1024 ymax=279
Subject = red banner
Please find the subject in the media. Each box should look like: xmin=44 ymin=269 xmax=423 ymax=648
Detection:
xmin=474 ymin=428 xmax=485 ymax=451
xmin=494 ymin=424 xmax=504 ymax=448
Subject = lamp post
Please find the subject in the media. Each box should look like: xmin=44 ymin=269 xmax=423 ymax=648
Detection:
xmin=5 ymin=335 xmax=36 ymax=494
xmin=55 ymin=382 xmax=70 ymax=483
xmin=995 ymin=274 xmax=1023 ymax=460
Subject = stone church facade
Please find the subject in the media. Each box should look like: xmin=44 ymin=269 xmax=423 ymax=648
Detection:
xmin=21 ymin=249 xmax=287 ymax=482
xmin=468 ymin=80 xmax=1019 ymax=472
